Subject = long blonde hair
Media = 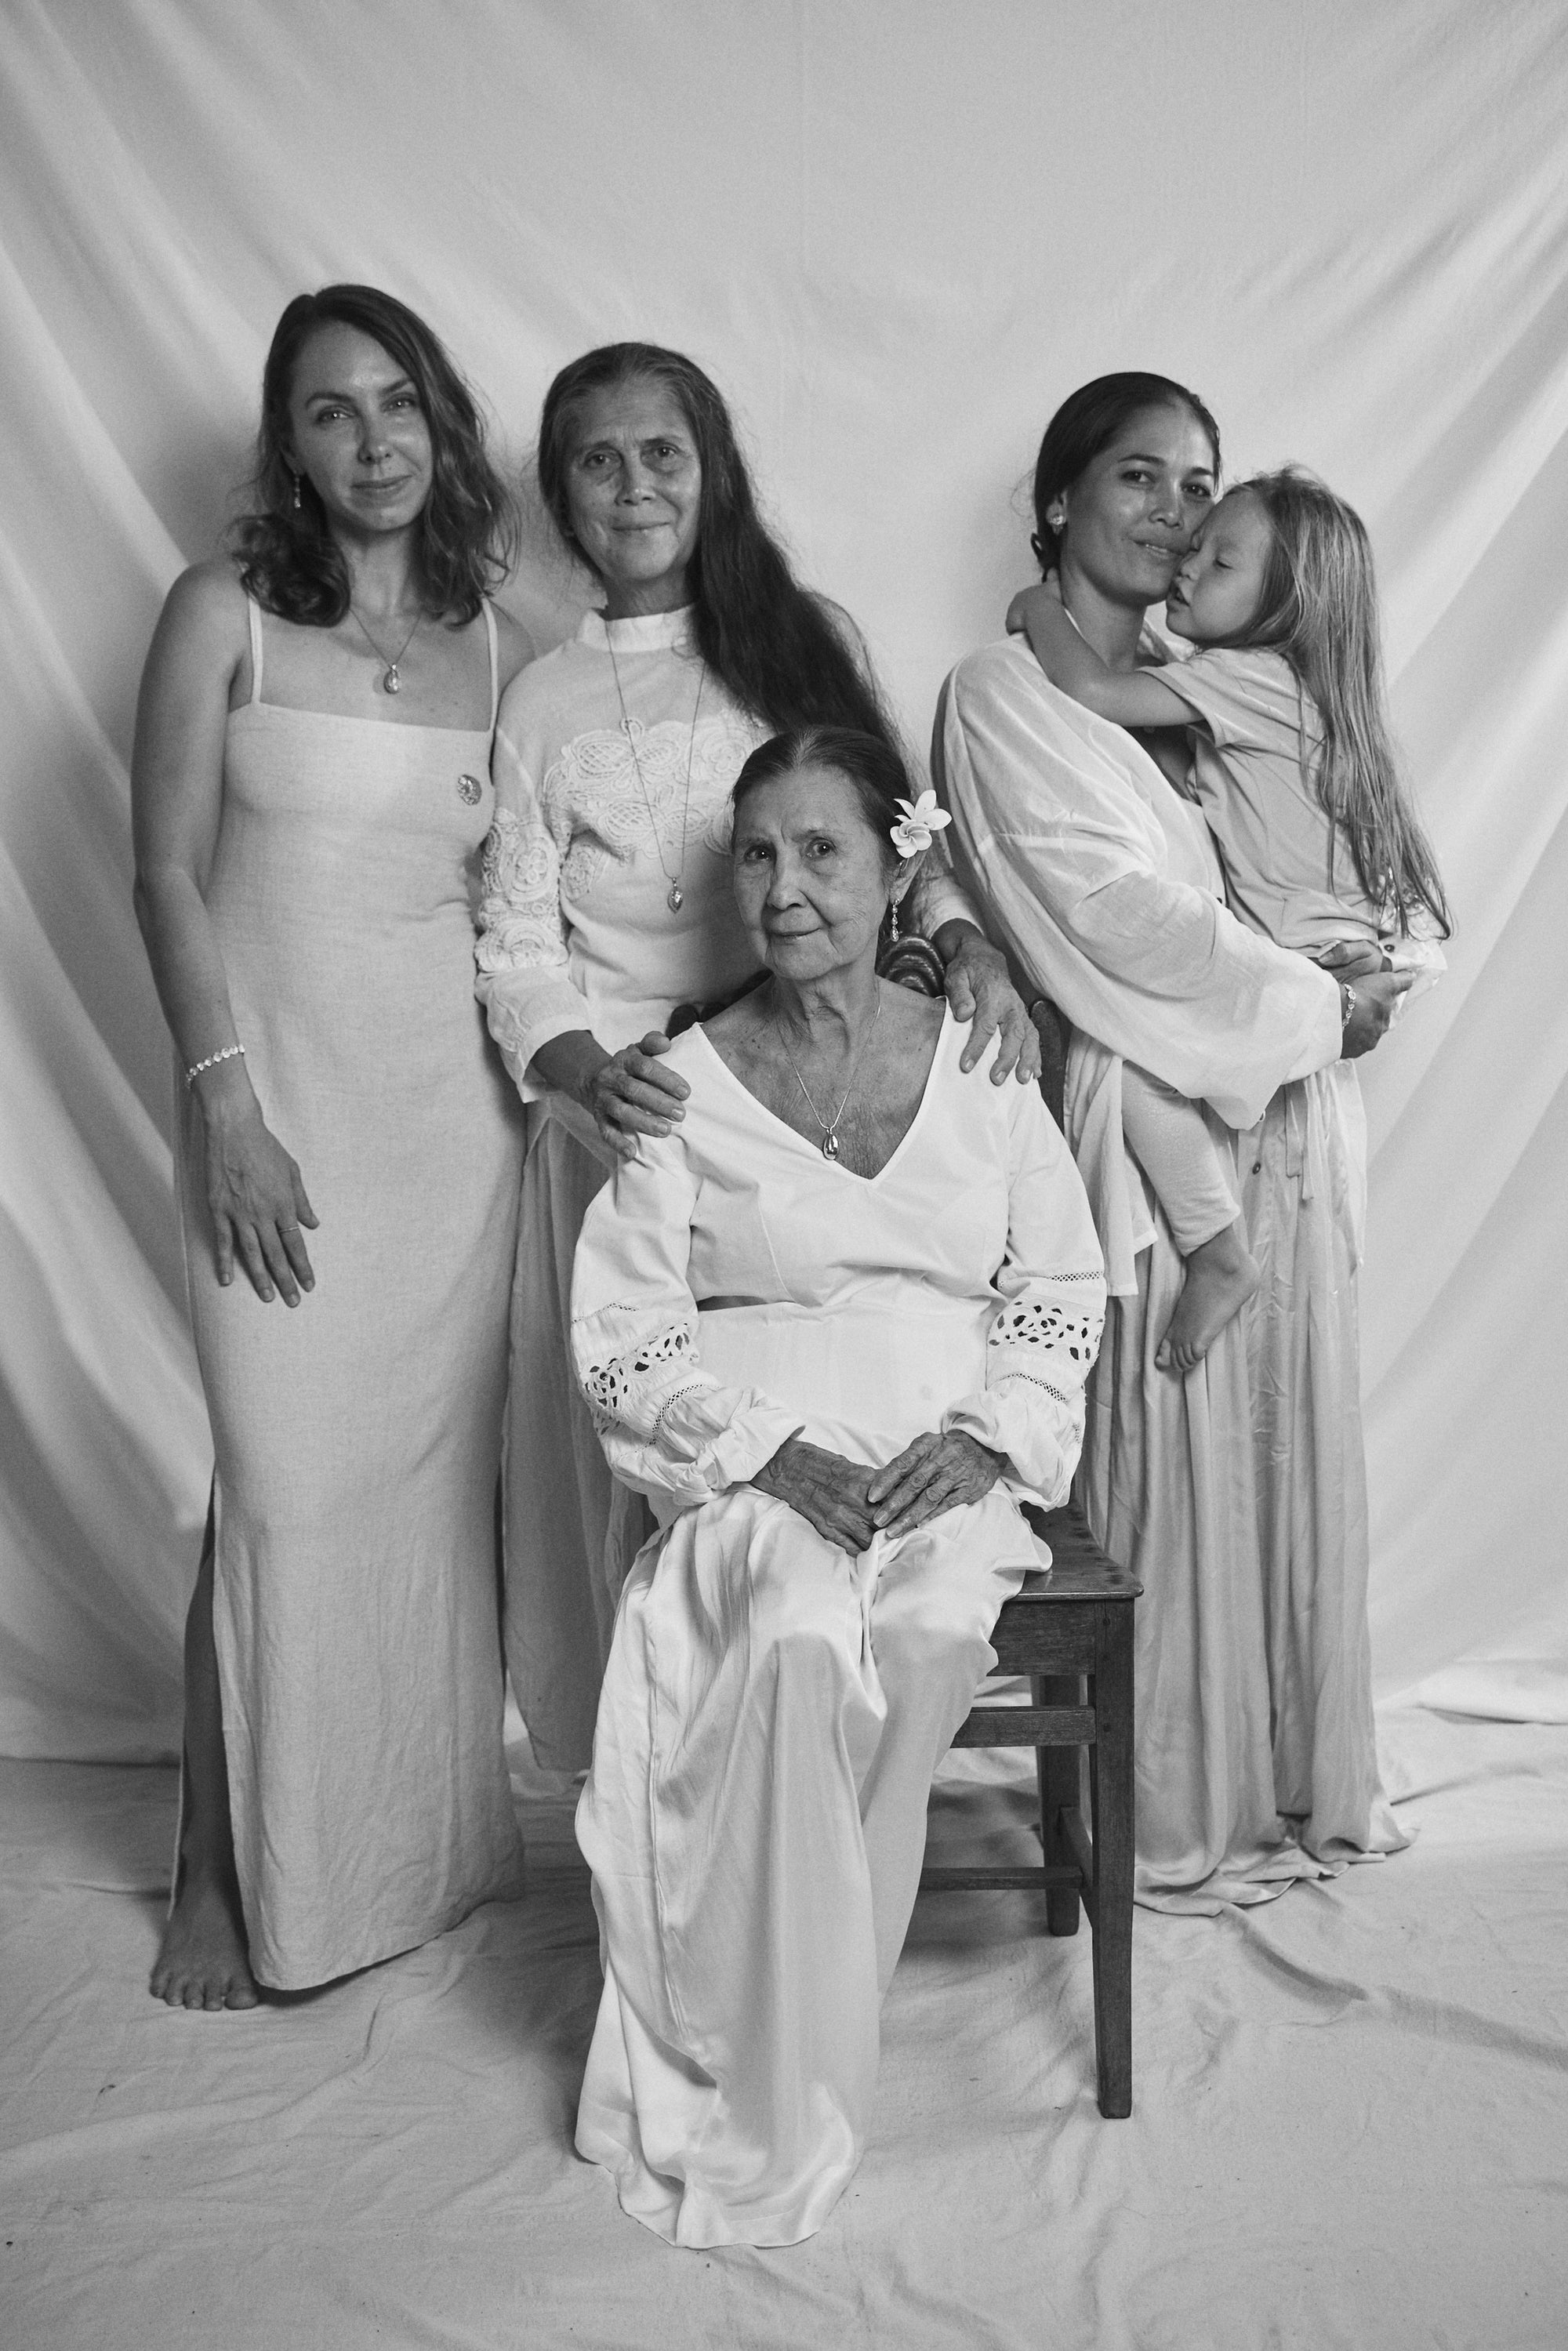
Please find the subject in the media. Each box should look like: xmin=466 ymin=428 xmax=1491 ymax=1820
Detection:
xmin=1232 ymin=466 xmax=1450 ymax=937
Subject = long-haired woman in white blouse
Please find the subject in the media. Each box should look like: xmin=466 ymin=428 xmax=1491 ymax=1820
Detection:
xmin=476 ymin=343 xmax=1038 ymax=1775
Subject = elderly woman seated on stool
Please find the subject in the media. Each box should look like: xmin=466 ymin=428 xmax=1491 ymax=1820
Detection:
xmin=567 ymin=724 xmax=1107 ymax=2249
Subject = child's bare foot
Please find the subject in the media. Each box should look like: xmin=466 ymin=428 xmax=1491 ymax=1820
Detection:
xmin=1156 ymin=1222 xmax=1260 ymax=1373
xmin=150 ymin=1861 xmax=260 ymax=2012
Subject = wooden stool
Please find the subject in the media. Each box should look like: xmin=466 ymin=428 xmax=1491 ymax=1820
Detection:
xmin=919 ymin=1500 xmax=1142 ymax=2117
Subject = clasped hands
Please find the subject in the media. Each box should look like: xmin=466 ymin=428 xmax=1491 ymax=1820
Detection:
xmin=752 ymin=1430 xmax=1004 ymax=1551
xmin=1312 ymin=939 xmax=1414 ymax=1057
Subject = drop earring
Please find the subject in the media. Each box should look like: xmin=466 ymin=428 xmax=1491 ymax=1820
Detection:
xmin=292 ymin=471 xmax=303 ymax=512
xmin=888 ymin=895 xmax=900 ymax=943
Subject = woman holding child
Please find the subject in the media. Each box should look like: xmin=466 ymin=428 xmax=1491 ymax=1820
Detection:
xmin=938 ymin=372 xmax=1445 ymax=1911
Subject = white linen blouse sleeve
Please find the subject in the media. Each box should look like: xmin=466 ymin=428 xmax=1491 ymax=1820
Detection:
xmin=474 ymin=710 xmax=594 ymax=1097
xmin=570 ymin=1134 xmax=805 ymax=1511
xmin=941 ymin=1083 xmax=1108 ymax=1504
xmin=935 ymin=651 xmax=1344 ymax=1130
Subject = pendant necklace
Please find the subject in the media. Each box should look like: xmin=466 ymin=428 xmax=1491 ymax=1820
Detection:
xmin=774 ymin=991 xmax=882 ymax=1160
xmin=349 ymin=602 xmax=424 ymax=694
xmin=608 ymin=637 xmax=706 ymax=913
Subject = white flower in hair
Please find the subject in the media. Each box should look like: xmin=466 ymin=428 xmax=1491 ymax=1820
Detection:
xmin=889 ymin=792 xmax=952 ymax=858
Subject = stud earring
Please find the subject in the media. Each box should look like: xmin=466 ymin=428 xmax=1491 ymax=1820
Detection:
xmin=292 ymin=472 xmax=302 ymax=512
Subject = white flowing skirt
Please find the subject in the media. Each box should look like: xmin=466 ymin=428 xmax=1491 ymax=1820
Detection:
xmin=575 ymin=1486 xmax=1036 ymax=2248
xmin=1078 ymin=1062 xmax=1406 ymax=1911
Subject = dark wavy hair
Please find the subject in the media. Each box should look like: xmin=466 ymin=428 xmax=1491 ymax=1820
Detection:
xmin=731 ymin=724 xmax=912 ymax=875
xmin=233 ymin=285 xmax=518 ymax=627
xmin=1031 ymin=371 xmax=1221 ymax=575
xmin=537 ymin=343 xmax=892 ymax=741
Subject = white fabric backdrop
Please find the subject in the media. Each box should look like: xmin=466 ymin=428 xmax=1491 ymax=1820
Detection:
xmin=2 ymin=0 xmax=1564 ymax=1758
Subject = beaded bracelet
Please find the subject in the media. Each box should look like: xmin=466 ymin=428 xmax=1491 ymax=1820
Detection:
xmin=186 ymin=1043 xmax=246 ymax=1087
xmin=1339 ymin=981 xmax=1357 ymax=1029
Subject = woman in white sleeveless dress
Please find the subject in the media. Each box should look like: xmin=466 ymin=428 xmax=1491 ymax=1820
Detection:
xmin=132 ymin=286 xmax=532 ymax=2007
xmin=476 ymin=342 xmax=1041 ymax=1774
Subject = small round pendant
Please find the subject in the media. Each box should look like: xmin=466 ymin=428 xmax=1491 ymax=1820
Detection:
xmin=667 ymin=883 xmax=684 ymax=912
xmin=384 ymin=666 xmax=400 ymax=694
xmin=822 ymin=1133 xmax=840 ymax=1160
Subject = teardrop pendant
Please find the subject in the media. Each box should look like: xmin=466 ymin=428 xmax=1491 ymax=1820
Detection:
xmin=822 ymin=1132 xmax=840 ymax=1160
xmin=667 ymin=883 xmax=684 ymax=912
xmin=384 ymin=666 xmax=401 ymax=694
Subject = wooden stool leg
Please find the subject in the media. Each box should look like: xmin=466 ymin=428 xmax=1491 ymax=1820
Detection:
xmin=1088 ymin=1606 xmax=1134 ymax=2117
xmin=1035 ymin=1674 xmax=1083 ymax=1936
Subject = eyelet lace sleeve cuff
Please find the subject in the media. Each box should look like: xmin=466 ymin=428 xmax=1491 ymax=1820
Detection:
xmin=572 ymin=1301 xmax=802 ymax=1509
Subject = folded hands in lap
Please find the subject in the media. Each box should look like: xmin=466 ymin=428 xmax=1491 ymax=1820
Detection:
xmin=753 ymin=1430 xmax=1004 ymax=1551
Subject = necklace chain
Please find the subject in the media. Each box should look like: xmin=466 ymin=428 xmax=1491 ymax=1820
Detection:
xmin=773 ymin=990 xmax=882 ymax=1162
xmin=349 ymin=602 xmax=424 ymax=694
xmin=608 ymin=636 xmax=706 ymax=913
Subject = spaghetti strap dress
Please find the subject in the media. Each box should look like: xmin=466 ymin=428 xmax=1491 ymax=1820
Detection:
xmin=175 ymin=598 xmax=526 ymax=1989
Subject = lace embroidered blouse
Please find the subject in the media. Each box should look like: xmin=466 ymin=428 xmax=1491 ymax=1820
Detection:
xmin=475 ymin=607 xmax=976 ymax=1098
xmin=569 ymin=1010 xmax=1107 ymax=1515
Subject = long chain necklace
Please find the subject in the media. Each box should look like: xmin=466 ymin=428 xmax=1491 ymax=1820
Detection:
xmin=773 ymin=990 xmax=882 ymax=1161
xmin=349 ymin=603 xmax=423 ymax=694
xmin=608 ymin=639 xmax=706 ymax=913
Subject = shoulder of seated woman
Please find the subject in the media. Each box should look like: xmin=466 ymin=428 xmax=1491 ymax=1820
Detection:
xmin=881 ymin=982 xmax=946 ymax=1042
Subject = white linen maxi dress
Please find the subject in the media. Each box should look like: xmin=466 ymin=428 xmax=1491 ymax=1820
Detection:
xmin=176 ymin=599 xmax=526 ymax=1989
xmin=935 ymin=638 xmax=1407 ymax=1914
xmin=568 ymin=1011 xmax=1106 ymax=2246
xmin=475 ymin=606 xmax=976 ymax=1770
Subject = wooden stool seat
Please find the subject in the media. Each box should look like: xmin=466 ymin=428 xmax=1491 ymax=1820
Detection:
xmin=919 ymin=1500 xmax=1141 ymax=2117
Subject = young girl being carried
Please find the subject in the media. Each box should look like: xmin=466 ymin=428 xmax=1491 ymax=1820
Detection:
xmin=1008 ymin=465 xmax=1450 ymax=1372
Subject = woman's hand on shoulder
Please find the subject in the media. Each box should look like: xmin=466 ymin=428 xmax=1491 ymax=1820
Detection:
xmin=1339 ymin=969 xmax=1415 ymax=1058
xmin=584 ymin=1034 xmax=691 ymax=1158
xmin=194 ymin=1062 xmax=318 ymax=1305
xmin=866 ymin=1430 xmax=1004 ymax=1536
xmin=753 ymin=1437 xmax=878 ymax=1553
xmin=932 ymin=923 xmax=1042 ymax=1086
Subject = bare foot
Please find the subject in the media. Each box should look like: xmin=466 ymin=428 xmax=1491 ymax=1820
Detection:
xmin=150 ymin=1862 xmax=260 ymax=2012
xmin=1156 ymin=1221 xmax=1261 ymax=1373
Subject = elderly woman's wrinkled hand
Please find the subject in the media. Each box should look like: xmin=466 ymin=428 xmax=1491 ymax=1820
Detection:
xmin=937 ymin=929 xmax=1043 ymax=1087
xmin=753 ymin=1436 xmax=879 ymax=1555
xmin=583 ymin=1032 xmax=692 ymax=1158
xmin=866 ymin=1430 xmax=1004 ymax=1537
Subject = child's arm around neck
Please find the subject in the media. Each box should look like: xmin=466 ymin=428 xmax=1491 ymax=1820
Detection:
xmin=1007 ymin=575 xmax=1195 ymax=731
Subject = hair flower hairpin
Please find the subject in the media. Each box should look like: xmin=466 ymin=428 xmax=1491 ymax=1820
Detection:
xmin=889 ymin=792 xmax=952 ymax=858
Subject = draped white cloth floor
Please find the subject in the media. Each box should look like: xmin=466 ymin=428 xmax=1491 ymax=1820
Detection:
xmin=5 ymin=1705 xmax=1564 ymax=2350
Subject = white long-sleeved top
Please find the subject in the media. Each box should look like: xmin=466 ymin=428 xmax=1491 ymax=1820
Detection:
xmin=935 ymin=638 xmax=1344 ymax=1130
xmin=569 ymin=1010 xmax=1107 ymax=1515
xmin=476 ymin=607 xmax=977 ymax=1099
